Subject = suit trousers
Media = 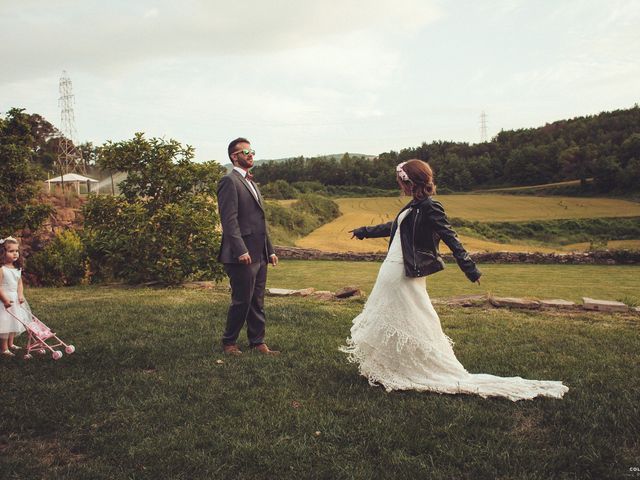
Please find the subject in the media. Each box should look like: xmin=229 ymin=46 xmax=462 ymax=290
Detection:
xmin=222 ymin=256 xmax=267 ymax=346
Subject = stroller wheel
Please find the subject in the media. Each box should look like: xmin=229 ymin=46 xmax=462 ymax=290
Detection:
xmin=65 ymin=345 xmax=76 ymax=354
xmin=52 ymin=351 xmax=63 ymax=360
xmin=24 ymin=354 xmax=32 ymax=360
xmin=38 ymin=349 xmax=46 ymax=355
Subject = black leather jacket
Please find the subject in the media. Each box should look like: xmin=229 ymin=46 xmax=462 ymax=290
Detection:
xmin=352 ymin=197 xmax=481 ymax=282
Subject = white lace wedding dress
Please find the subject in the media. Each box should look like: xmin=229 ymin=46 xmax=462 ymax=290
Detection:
xmin=341 ymin=210 xmax=568 ymax=401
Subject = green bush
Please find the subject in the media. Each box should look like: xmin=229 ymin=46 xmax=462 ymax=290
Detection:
xmin=260 ymin=180 xmax=300 ymax=199
xmin=264 ymin=203 xmax=319 ymax=245
xmin=291 ymin=181 xmax=327 ymax=194
xmin=83 ymin=192 xmax=223 ymax=285
xmin=27 ymin=230 xmax=87 ymax=286
xmin=265 ymin=194 xmax=341 ymax=246
xmin=292 ymin=193 xmax=340 ymax=223
xmin=83 ymin=134 xmax=226 ymax=285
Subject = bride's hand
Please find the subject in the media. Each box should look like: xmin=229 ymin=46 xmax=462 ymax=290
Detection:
xmin=349 ymin=228 xmax=364 ymax=240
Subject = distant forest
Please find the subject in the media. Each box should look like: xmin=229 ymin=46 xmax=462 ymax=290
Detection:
xmin=252 ymin=106 xmax=640 ymax=194
xmin=4 ymin=105 xmax=639 ymax=196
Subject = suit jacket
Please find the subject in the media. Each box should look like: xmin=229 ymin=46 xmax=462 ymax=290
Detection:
xmin=217 ymin=169 xmax=274 ymax=264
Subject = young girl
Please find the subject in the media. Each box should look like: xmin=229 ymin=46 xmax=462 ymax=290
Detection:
xmin=0 ymin=236 xmax=28 ymax=357
xmin=342 ymin=160 xmax=568 ymax=401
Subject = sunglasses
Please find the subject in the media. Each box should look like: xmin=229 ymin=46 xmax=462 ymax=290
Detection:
xmin=233 ymin=149 xmax=255 ymax=156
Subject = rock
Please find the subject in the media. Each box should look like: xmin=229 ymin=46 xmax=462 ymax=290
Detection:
xmin=582 ymin=297 xmax=629 ymax=312
xmin=334 ymin=286 xmax=362 ymax=298
xmin=539 ymin=299 xmax=577 ymax=309
xmin=444 ymin=294 xmax=488 ymax=307
xmin=634 ymin=306 xmax=640 ymax=313
xmin=182 ymin=281 xmax=216 ymax=289
xmin=489 ymin=296 xmax=541 ymax=309
xmin=292 ymin=288 xmax=316 ymax=297
xmin=266 ymin=288 xmax=298 ymax=296
xmin=310 ymin=291 xmax=335 ymax=301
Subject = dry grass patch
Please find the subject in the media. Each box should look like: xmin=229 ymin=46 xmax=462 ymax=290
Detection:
xmin=295 ymin=195 xmax=640 ymax=253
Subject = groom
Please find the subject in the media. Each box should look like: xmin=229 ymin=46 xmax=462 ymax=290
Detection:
xmin=217 ymin=137 xmax=280 ymax=356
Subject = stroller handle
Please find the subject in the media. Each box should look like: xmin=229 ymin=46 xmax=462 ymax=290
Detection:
xmin=5 ymin=304 xmax=33 ymax=328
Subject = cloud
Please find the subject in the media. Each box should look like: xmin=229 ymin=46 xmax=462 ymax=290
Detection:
xmin=3 ymin=0 xmax=638 ymax=160
xmin=0 ymin=0 xmax=441 ymax=83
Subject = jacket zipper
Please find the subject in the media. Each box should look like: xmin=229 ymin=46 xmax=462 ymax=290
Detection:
xmin=412 ymin=208 xmax=419 ymax=270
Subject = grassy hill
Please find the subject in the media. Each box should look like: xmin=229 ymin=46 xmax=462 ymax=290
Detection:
xmin=293 ymin=195 xmax=640 ymax=253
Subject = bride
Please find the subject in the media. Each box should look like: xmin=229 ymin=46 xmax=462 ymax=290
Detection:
xmin=341 ymin=159 xmax=568 ymax=401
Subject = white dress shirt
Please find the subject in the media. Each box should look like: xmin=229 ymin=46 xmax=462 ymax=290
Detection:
xmin=233 ymin=166 xmax=259 ymax=201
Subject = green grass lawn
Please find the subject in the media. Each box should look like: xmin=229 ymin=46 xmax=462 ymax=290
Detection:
xmin=1 ymin=266 xmax=639 ymax=478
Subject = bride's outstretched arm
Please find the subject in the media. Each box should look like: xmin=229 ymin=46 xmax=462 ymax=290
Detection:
xmin=427 ymin=201 xmax=481 ymax=282
xmin=349 ymin=221 xmax=393 ymax=240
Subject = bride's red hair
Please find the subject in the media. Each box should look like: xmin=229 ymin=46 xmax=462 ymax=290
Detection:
xmin=397 ymin=159 xmax=436 ymax=200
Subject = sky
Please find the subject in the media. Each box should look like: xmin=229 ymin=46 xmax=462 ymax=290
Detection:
xmin=1 ymin=0 xmax=639 ymax=163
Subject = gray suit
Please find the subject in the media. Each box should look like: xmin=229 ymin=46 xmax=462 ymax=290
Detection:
xmin=217 ymin=169 xmax=275 ymax=346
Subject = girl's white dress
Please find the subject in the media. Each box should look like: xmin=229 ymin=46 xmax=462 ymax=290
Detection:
xmin=0 ymin=266 xmax=29 ymax=339
xmin=341 ymin=210 xmax=568 ymax=401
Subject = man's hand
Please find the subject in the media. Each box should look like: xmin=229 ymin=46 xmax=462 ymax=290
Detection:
xmin=269 ymin=254 xmax=278 ymax=266
xmin=238 ymin=253 xmax=252 ymax=265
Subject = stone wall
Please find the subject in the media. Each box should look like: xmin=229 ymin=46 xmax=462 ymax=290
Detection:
xmin=274 ymin=246 xmax=640 ymax=265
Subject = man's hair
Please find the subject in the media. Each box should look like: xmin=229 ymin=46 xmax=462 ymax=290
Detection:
xmin=228 ymin=137 xmax=250 ymax=162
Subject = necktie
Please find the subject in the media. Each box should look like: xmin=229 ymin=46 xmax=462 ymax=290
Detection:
xmin=246 ymin=172 xmax=254 ymax=182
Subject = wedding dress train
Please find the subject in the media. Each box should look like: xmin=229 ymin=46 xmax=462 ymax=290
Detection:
xmin=341 ymin=210 xmax=568 ymax=401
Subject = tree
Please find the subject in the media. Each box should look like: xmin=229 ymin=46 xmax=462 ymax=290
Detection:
xmin=503 ymin=146 xmax=549 ymax=185
xmin=593 ymin=156 xmax=622 ymax=192
xmin=0 ymin=108 xmax=53 ymax=233
xmin=439 ymin=153 xmax=474 ymax=191
xmin=83 ymin=133 xmax=226 ymax=284
xmin=620 ymin=133 xmax=640 ymax=167
xmin=26 ymin=113 xmax=59 ymax=171
xmin=559 ymin=145 xmax=592 ymax=186
xmin=620 ymin=158 xmax=640 ymax=191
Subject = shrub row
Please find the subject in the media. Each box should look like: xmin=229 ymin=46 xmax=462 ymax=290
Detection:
xmin=451 ymin=216 xmax=640 ymax=245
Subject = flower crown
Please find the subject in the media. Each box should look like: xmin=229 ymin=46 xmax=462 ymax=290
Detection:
xmin=0 ymin=236 xmax=18 ymax=245
xmin=396 ymin=162 xmax=410 ymax=183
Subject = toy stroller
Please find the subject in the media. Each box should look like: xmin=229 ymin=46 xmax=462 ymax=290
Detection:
xmin=6 ymin=305 xmax=75 ymax=360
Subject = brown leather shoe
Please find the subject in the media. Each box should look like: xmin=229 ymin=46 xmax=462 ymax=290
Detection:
xmin=251 ymin=343 xmax=280 ymax=355
xmin=223 ymin=344 xmax=243 ymax=356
